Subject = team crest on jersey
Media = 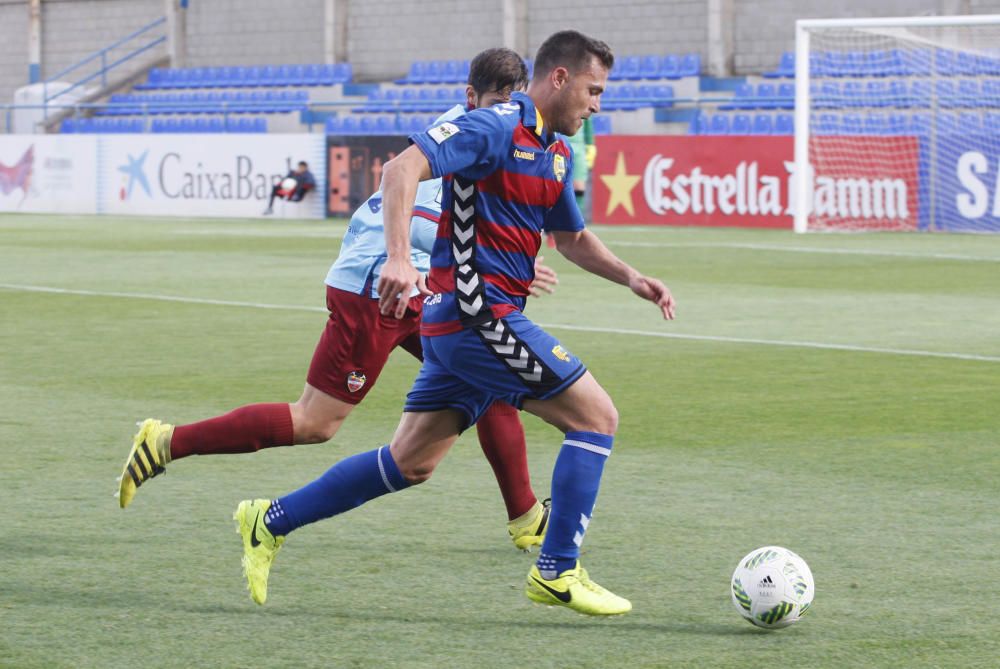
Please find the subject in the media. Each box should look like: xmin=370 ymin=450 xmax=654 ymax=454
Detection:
xmin=428 ymin=122 xmax=459 ymax=144
xmin=553 ymin=154 xmax=566 ymax=181
xmin=551 ymin=345 xmax=571 ymax=362
xmin=346 ymin=371 xmax=367 ymax=393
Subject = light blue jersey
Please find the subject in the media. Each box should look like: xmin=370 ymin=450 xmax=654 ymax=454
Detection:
xmin=325 ymin=104 xmax=466 ymax=298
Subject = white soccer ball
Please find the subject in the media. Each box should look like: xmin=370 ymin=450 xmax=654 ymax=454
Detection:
xmin=280 ymin=177 xmax=299 ymax=193
xmin=730 ymin=546 xmax=814 ymax=629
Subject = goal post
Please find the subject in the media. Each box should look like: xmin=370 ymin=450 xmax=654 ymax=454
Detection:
xmin=794 ymin=14 xmax=1000 ymax=233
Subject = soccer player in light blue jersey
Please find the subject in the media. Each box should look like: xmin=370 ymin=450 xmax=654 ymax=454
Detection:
xmin=120 ymin=49 xmax=557 ymax=552
xmin=235 ymin=31 xmax=675 ymax=616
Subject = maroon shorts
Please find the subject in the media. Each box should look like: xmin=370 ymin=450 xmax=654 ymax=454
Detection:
xmin=306 ymin=285 xmax=424 ymax=403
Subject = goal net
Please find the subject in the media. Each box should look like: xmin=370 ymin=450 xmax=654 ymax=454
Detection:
xmin=793 ymin=15 xmax=1000 ymax=233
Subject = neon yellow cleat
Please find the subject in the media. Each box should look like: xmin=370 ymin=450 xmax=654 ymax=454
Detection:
xmin=234 ymin=499 xmax=285 ymax=605
xmin=525 ymin=562 xmax=632 ymax=616
xmin=118 ymin=419 xmax=173 ymax=509
xmin=507 ymin=498 xmax=550 ymax=551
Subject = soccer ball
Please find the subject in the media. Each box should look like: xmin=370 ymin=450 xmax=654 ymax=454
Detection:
xmin=731 ymin=546 xmax=814 ymax=629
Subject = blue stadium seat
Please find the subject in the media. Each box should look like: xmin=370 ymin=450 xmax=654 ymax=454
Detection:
xmin=887 ymin=80 xmax=909 ymax=108
xmin=375 ymin=115 xmax=396 ymax=134
xmin=193 ymin=118 xmax=210 ymax=133
xmin=840 ymin=113 xmax=863 ymax=135
xmin=888 ymin=113 xmax=907 ymax=135
xmin=651 ymin=85 xmax=674 ymax=105
xmin=660 ymin=54 xmax=681 ymax=80
xmin=841 ymin=81 xmax=865 ymax=107
xmin=957 ymin=79 xmax=979 ymax=108
xmin=252 ymin=117 xmax=267 ymax=133
xmin=776 ymin=83 xmax=794 ymax=110
xmin=937 ymin=113 xmax=959 ymax=135
xmin=763 ymin=51 xmax=795 ymax=79
xmin=414 ymin=88 xmax=434 ymax=112
xmin=721 ymin=82 xmax=754 ymax=110
xmin=813 ymin=81 xmax=840 ymax=109
xmin=207 ymin=118 xmax=224 ymax=133
xmin=398 ymin=61 xmax=426 ymax=84
xmin=897 ymin=49 xmax=928 ymax=77
xmin=809 ymin=52 xmax=829 ymax=77
xmin=690 ymin=111 xmax=709 ymax=135
xmin=935 ymin=80 xmax=958 ymax=108
xmin=814 ymin=113 xmax=838 ymax=135
xmin=866 ymin=81 xmax=889 ymax=107
xmin=755 ymin=83 xmax=777 ymax=110
xmin=436 ymin=87 xmax=455 ymax=109
xmin=825 ymin=51 xmax=848 ymax=77
xmin=325 ymin=116 xmax=341 ymax=134
xmin=909 ymin=80 xmax=931 ymax=108
xmin=679 ymin=53 xmax=700 ymax=77
xmin=977 ymin=51 xmax=1000 ymax=75
xmin=959 ymin=112 xmax=982 ymax=135
xmin=151 ymin=118 xmax=167 ymax=133
xmin=909 ymin=113 xmax=932 ymax=136
xmin=424 ymin=61 xmax=444 ymax=84
xmin=707 ymin=113 xmax=729 ymax=135
xmin=984 ymin=112 xmax=1000 ymax=133
xmin=639 ymin=55 xmax=661 ymax=79
xmin=863 ymin=113 xmax=888 ymax=135
xmin=333 ymin=62 xmax=352 ymax=83
xmin=982 ymin=79 xmax=1000 ymax=105
xmin=443 ymin=60 xmax=463 ymax=84
xmin=591 ymin=114 xmax=612 ymax=135
xmin=621 ymin=56 xmax=642 ymax=80
xmin=302 ymin=64 xmax=322 ymax=86
xmin=775 ymin=113 xmax=793 ymax=135
xmin=731 ymin=113 xmax=751 ymax=134
xmin=751 ymin=113 xmax=773 ymax=135
xmin=866 ymin=50 xmax=895 ymax=77
xmin=935 ymin=49 xmax=958 ymax=76
xmin=359 ymin=116 xmax=377 ymax=134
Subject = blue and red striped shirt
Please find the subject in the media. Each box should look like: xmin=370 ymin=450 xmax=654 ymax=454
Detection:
xmin=410 ymin=92 xmax=584 ymax=336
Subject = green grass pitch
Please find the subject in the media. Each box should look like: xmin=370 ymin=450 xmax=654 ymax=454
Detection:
xmin=1 ymin=214 xmax=998 ymax=668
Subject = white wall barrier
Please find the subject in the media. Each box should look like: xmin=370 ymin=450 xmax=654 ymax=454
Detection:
xmin=0 ymin=135 xmax=98 ymax=214
xmin=1 ymin=134 xmax=326 ymax=219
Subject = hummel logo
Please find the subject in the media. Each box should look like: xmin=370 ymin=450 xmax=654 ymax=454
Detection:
xmin=531 ymin=576 xmax=571 ymax=603
xmin=250 ymin=511 xmax=265 ymax=548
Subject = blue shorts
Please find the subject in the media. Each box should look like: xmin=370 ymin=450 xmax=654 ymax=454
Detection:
xmin=404 ymin=311 xmax=587 ymax=430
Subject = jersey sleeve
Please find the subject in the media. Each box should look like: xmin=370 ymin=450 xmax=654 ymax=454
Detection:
xmin=543 ymin=147 xmax=585 ymax=233
xmin=409 ymin=178 xmax=443 ymax=255
xmin=410 ymin=108 xmax=510 ymax=179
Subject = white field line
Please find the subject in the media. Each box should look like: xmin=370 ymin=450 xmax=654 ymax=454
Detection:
xmin=3 ymin=282 xmax=999 ymax=364
xmin=602 ymin=240 xmax=1000 ymax=263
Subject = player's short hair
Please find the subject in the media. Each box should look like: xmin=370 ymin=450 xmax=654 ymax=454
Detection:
xmin=533 ymin=30 xmax=615 ymax=77
xmin=298 ymin=161 xmax=308 ymax=168
xmin=468 ymin=48 xmax=529 ymax=96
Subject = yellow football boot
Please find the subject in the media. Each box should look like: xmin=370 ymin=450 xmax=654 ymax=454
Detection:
xmin=234 ymin=499 xmax=285 ymax=605
xmin=525 ymin=562 xmax=632 ymax=616
xmin=118 ymin=419 xmax=173 ymax=509
xmin=507 ymin=498 xmax=550 ymax=551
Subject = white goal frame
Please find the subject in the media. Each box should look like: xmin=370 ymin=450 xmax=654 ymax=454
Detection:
xmin=793 ymin=14 xmax=1000 ymax=233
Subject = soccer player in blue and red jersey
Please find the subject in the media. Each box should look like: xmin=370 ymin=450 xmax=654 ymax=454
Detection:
xmin=235 ymin=31 xmax=675 ymax=615
xmin=119 ymin=48 xmax=557 ymax=550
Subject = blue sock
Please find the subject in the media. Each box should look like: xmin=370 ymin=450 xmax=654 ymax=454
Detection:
xmin=264 ymin=445 xmax=409 ymax=537
xmin=537 ymin=431 xmax=613 ymax=579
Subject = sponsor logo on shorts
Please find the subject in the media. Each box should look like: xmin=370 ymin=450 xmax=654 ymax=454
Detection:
xmin=551 ymin=345 xmax=571 ymax=362
xmin=346 ymin=371 xmax=367 ymax=393
xmin=428 ymin=122 xmax=459 ymax=144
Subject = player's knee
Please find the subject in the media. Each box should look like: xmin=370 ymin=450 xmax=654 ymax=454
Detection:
xmin=593 ymin=400 xmax=619 ymax=436
xmin=396 ymin=460 xmax=435 ymax=485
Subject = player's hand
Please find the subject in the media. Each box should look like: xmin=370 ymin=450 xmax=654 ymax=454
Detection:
xmin=629 ymin=275 xmax=675 ymax=320
xmin=529 ymin=256 xmax=559 ymax=297
xmin=377 ymin=256 xmax=432 ymax=319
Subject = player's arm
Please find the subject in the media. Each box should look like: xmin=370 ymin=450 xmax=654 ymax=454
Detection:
xmin=377 ymin=145 xmax=434 ymax=318
xmin=551 ymin=229 xmax=674 ymax=320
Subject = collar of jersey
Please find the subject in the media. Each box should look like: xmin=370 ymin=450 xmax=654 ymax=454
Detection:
xmin=511 ymin=92 xmax=554 ymax=146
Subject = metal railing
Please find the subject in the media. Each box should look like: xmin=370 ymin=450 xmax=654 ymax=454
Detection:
xmin=42 ymin=16 xmax=167 ymax=119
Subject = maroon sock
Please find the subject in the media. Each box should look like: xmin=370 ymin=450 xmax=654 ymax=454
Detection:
xmin=170 ymin=403 xmax=294 ymax=460
xmin=476 ymin=401 xmax=537 ymax=520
